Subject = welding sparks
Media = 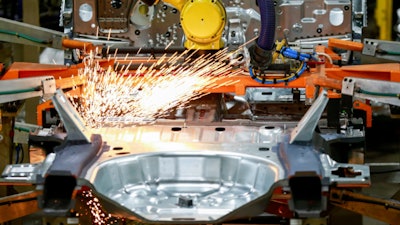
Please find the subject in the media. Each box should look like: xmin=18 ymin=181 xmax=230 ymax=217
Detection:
xmin=79 ymin=189 xmax=118 ymax=225
xmin=71 ymin=48 xmax=242 ymax=127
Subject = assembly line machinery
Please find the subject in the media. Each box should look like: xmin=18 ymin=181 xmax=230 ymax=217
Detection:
xmin=1 ymin=0 xmax=400 ymax=224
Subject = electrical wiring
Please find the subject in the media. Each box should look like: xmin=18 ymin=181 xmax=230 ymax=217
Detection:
xmin=249 ymin=61 xmax=307 ymax=84
xmin=0 ymin=28 xmax=49 ymax=44
xmin=384 ymin=51 xmax=400 ymax=55
xmin=357 ymin=88 xmax=400 ymax=98
xmin=0 ymin=87 xmax=42 ymax=95
xmin=15 ymin=143 xmax=24 ymax=164
xmin=249 ymin=44 xmax=311 ymax=84
xmin=376 ymin=49 xmax=400 ymax=56
xmin=315 ymin=52 xmax=333 ymax=64
xmin=272 ymin=39 xmax=287 ymax=62
xmin=280 ymin=46 xmax=314 ymax=61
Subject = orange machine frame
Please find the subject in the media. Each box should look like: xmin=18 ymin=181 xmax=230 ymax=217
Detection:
xmin=1 ymin=39 xmax=399 ymax=127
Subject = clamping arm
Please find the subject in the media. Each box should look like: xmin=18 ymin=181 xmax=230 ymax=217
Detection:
xmin=341 ymin=77 xmax=400 ymax=107
xmin=0 ymin=76 xmax=56 ymax=104
xmin=0 ymin=17 xmax=96 ymax=51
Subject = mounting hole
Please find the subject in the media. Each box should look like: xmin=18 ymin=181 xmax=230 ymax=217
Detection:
xmin=113 ymin=147 xmax=124 ymax=151
xmin=116 ymin=152 xmax=129 ymax=155
xmin=215 ymin=127 xmax=226 ymax=132
xmin=259 ymin=147 xmax=270 ymax=151
xmin=111 ymin=0 xmax=122 ymax=9
xmin=171 ymin=127 xmax=182 ymax=131
xmin=264 ymin=126 xmax=275 ymax=129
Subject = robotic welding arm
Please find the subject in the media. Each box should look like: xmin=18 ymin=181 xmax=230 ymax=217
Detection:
xmin=142 ymin=0 xmax=226 ymax=50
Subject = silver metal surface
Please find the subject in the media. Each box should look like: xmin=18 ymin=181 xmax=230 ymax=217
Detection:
xmin=52 ymin=89 xmax=91 ymax=142
xmin=363 ymin=38 xmax=400 ymax=61
xmin=319 ymin=153 xmax=369 ymax=185
xmin=75 ymin=120 xmax=368 ymax=221
xmin=352 ymin=0 xmax=367 ymax=38
xmin=90 ymin=151 xmax=282 ymax=222
xmin=275 ymin=0 xmax=352 ymax=42
xmin=79 ymin=123 xmax=287 ymax=222
xmin=246 ymin=88 xmax=305 ymax=102
xmin=362 ymin=39 xmax=378 ymax=56
xmin=289 ymin=34 xmax=352 ymax=54
xmin=0 ymin=88 xmax=372 ymax=221
xmin=66 ymin=0 xmax=364 ymax=51
xmin=1 ymin=164 xmax=40 ymax=181
xmin=290 ymin=89 xmax=329 ymax=143
xmin=1 ymin=153 xmax=55 ymax=183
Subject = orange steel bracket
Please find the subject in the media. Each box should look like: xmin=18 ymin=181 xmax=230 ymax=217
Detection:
xmin=328 ymin=38 xmax=364 ymax=52
xmin=62 ymin=39 xmax=99 ymax=52
xmin=353 ymin=100 xmax=372 ymax=128
xmin=310 ymin=75 xmax=342 ymax=90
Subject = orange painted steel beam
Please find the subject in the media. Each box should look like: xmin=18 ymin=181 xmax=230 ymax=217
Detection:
xmin=203 ymin=73 xmax=309 ymax=95
xmin=0 ymin=60 xmax=114 ymax=80
xmin=325 ymin=63 xmax=400 ymax=82
xmin=2 ymin=60 xmax=399 ymax=98
xmin=3 ymin=62 xmax=399 ymax=97
xmin=205 ymin=63 xmax=400 ymax=96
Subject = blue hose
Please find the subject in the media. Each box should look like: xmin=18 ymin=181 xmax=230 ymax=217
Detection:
xmin=257 ymin=0 xmax=276 ymax=51
xmin=281 ymin=47 xmax=313 ymax=61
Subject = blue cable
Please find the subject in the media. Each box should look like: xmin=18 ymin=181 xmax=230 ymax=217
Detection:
xmin=249 ymin=62 xmax=307 ymax=84
xmin=249 ymin=66 xmax=275 ymax=84
xmin=15 ymin=144 xmax=20 ymax=164
xmin=249 ymin=46 xmax=311 ymax=84
xmin=280 ymin=47 xmax=314 ymax=61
